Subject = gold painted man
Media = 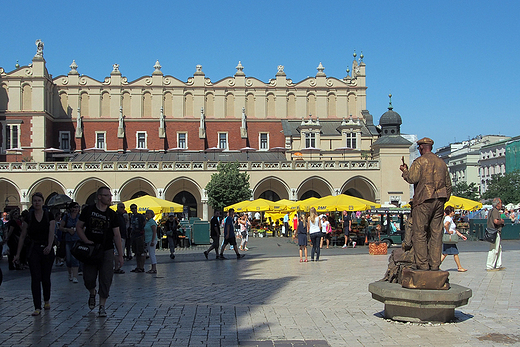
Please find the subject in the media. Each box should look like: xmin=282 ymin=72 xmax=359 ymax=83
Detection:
xmin=400 ymin=137 xmax=451 ymax=271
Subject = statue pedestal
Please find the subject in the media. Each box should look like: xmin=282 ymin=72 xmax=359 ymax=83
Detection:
xmin=117 ymin=128 xmax=125 ymax=138
xmin=199 ymin=128 xmax=206 ymax=139
xmin=240 ymin=127 xmax=248 ymax=138
xmin=158 ymin=128 xmax=165 ymax=139
xmin=368 ymin=281 xmax=472 ymax=323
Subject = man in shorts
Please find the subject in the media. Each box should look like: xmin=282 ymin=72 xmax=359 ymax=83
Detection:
xmin=219 ymin=209 xmax=243 ymax=259
xmin=342 ymin=210 xmax=352 ymax=248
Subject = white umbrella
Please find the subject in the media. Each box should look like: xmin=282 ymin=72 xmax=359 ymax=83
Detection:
xmin=301 ymin=147 xmax=321 ymax=160
xmin=205 ymin=146 xmax=223 ymax=160
xmin=43 ymin=147 xmax=64 ymax=153
xmin=7 ymin=147 xmax=23 ymax=162
xmin=240 ymin=147 xmax=256 ymax=160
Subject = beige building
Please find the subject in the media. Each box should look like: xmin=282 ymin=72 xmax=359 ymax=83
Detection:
xmin=0 ymin=41 xmax=413 ymax=218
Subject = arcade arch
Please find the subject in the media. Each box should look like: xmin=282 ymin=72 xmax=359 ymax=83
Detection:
xmin=297 ymin=177 xmax=333 ymax=200
xmin=341 ymin=176 xmax=378 ymax=202
xmin=118 ymin=177 xmax=157 ymax=202
xmin=73 ymin=178 xmax=110 ymax=205
xmin=28 ymin=178 xmax=67 ymax=203
xmin=253 ymin=177 xmax=290 ymax=200
xmin=1 ymin=178 xmax=21 ymax=211
xmin=164 ymin=177 xmax=202 ymax=218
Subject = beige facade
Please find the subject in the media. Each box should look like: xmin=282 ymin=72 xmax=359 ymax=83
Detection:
xmin=0 ymin=42 xmax=413 ymax=218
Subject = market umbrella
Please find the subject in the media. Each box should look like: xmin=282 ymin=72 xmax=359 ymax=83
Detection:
xmin=301 ymin=147 xmax=321 ymax=160
xmin=224 ymin=199 xmax=252 ymax=212
xmin=444 ymin=196 xmax=482 ymax=211
xmin=272 ymin=199 xmax=293 ymax=211
xmin=285 ymin=197 xmax=319 ymax=212
xmin=309 ymin=194 xmax=381 ymax=213
xmin=113 ymin=195 xmax=183 ymax=214
xmin=240 ymin=146 xmax=257 ymax=160
xmin=238 ymin=198 xmax=279 ymax=212
xmin=47 ymin=194 xmax=72 ymax=207
xmin=205 ymin=146 xmax=223 ymax=160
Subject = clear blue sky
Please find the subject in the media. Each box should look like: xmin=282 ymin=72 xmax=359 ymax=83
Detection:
xmin=2 ymin=0 xmax=519 ymax=148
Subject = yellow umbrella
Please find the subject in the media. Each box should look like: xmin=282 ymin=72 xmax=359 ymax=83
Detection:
xmin=224 ymin=200 xmax=251 ymax=212
xmin=310 ymin=194 xmax=381 ymax=212
xmin=272 ymin=199 xmax=294 ymax=211
xmin=240 ymin=198 xmax=279 ymax=212
xmin=445 ymin=196 xmax=482 ymax=211
xmin=264 ymin=211 xmax=287 ymax=221
xmin=287 ymin=197 xmax=319 ymax=212
xmin=112 ymin=195 xmax=183 ymax=214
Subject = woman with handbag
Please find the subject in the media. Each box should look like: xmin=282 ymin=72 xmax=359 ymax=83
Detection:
xmin=13 ymin=192 xmax=55 ymax=316
xmin=308 ymin=207 xmax=322 ymax=261
xmin=440 ymin=206 xmax=467 ymax=272
xmin=60 ymin=202 xmax=81 ymax=283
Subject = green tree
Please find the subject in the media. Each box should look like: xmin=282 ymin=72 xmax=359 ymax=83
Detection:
xmin=482 ymin=170 xmax=520 ymax=205
xmin=205 ymin=162 xmax=251 ymax=211
xmin=452 ymin=181 xmax=480 ymax=201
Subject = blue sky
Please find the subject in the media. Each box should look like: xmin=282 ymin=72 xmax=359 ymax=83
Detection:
xmin=2 ymin=0 xmax=519 ymax=148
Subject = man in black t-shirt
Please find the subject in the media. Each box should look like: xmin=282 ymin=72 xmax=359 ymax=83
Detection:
xmin=76 ymin=186 xmax=123 ymax=318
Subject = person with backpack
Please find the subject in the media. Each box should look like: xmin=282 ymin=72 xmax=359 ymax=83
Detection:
xmin=13 ymin=192 xmax=55 ymax=316
xmin=59 ymin=201 xmax=81 ymax=282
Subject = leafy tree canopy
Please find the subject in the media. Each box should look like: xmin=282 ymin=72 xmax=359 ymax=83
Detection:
xmin=482 ymin=170 xmax=520 ymax=205
xmin=205 ymin=162 xmax=251 ymax=212
xmin=452 ymin=181 xmax=480 ymax=201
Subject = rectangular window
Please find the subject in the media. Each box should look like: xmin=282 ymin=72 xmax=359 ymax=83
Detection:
xmin=5 ymin=124 xmax=20 ymax=150
xmin=137 ymin=132 xmax=147 ymax=149
xmin=59 ymin=131 xmax=70 ymax=151
xmin=96 ymin=132 xmax=106 ymax=149
xmin=218 ymin=133 xmax=228 ymax=149
xmin=259 ymin=133 xmax=269 ymax=150
xmin=178 ymin=132 xmax=187 ymax=149
xmin=346 ymin=132 xmax=357 ymax=149
xmin=305 ymin=132 xmax=315 ymax=148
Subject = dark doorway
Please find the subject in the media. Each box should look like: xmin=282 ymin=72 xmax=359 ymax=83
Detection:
xmin=258 ymin=190 xmax=280 ymax=202
xmin=173 ymin=191 xmax=197 ymax=218
xmin=300 ymin=190 xmax=321 ymax=200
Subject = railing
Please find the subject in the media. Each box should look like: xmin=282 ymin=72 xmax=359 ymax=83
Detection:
xmin=0 ymin=160 xmax=380 ymax=172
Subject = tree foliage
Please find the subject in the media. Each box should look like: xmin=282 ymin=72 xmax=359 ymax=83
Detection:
xmin=205 ymin=162 xmax=251 ymax=212
xmin=452 ymin=181 xmax=480 ymax=201
xmin=482 ymin=171 xmax=520 ymax=205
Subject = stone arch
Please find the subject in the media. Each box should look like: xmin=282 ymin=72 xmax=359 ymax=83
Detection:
xmin=306 ymin=92 xmax=316 ymax=117
xmin=0 ymin=83 xmax=8 ymax=111
xmin=347 ymin=92 xmax=356 ymax=117
xmin=253 ymin=176 xmax=290 ymax=200
xmin=59 ymin=91 xmax=69 ymax=117
xmin=142 ymin=91 xmax=152 ymax=118
xmin=184 ymin=92 xmax=193 ymax=117
xmin=21 ymin=83 xmax=32 ymax=111
xmin=287 ymin=93 xmax=296 ymax=118
xmin=27 ymin=177 xmax=67 ymax=203
xmin=80 ymin=91 xmax=89 ymax=117
xmin=340 ymin=175 xmax=378 ymax=202
xmin=0 ymin=178 xmax=21 ymax=210
xmin=122 ymin=91 xmax=131 ymax=117
xmin=73 ymin=177 xmax=111 ymax=205
xmin=118 ymin=177 xmax=157 ymax=202
xmin=101 ymin=91 xmax=110 ymax=117
xmin=246 ymin=92 xmax=255 ymax=118
xmin=297 ymin=176 xmax=333 ymax=200
xmin=225 ymin=92 xmax=234 ymax=118
xmin=204 ymin=92 xmax=214 ymax=117
xmin=164 ymin=177 xmax=203 ymax=218
xmin=163 ymin=91 xmax=173 ymax=117
xmin=266 ymin=93 xmax=275 ymax=118
xmin=327 ymin=92 xmax=337 ymax=117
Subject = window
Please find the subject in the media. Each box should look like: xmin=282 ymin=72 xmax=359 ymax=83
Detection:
xmin=96 ymin=132 xmax=106 ymax=149
xmin=178 ymin=132 xmax=187 ymax=149
xmin=259 ymin=133 xmax=269 ymax=150
xmin=305 ymin=132 xmax=315 ymax=148
xmin=5 ymin=124 xmax=20 ymax=149
xmin=59 ymin=131 xmax=70 ymax=151
xmin=136 ymin=132 xmax=147 ymax=149
xmin=346 ymin=132 xmax=357 ymax=149
xmin=218 ymin=133 xmax=228 ymax=149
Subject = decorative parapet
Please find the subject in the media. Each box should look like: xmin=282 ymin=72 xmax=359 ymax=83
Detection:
xmin=0 ymin=160 xmax=379 ymax=172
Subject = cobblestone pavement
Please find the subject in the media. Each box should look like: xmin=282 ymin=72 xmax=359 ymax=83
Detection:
xmin=1 ymin=238 xmax=520 ymax=346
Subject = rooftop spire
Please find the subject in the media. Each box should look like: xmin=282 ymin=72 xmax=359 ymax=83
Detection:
xmin=388 ymin=94 xmax=393 ymax=110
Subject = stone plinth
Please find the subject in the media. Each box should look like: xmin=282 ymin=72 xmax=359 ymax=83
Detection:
xmin=368 ymin=281 xmax=472 ymax=323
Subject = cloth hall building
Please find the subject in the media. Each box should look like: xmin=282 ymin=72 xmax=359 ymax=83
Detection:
xmin=0 ymin=41 xmax=414 ymax=219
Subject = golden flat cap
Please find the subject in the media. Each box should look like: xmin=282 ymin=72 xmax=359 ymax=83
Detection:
xmin=417 ymin=137 xmax=434 ymax=145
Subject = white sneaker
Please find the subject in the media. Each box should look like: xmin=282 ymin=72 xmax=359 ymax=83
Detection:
xmin=73 ymin=277 xmax=78 ymax=283
xmin=352 ymin=242 xmax=356 ymax=248
xmin=230 ymin=245 xmax=234 ymax=250
xmin=342 ymin=244 xmax=347 ymax=249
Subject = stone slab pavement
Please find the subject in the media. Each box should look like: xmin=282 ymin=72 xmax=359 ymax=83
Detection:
xmin=1 ymin=237 xmax=520 ymax=347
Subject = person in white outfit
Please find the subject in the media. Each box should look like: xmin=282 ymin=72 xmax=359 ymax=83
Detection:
xmin=486 ymin=197 xmax=505 ymax=271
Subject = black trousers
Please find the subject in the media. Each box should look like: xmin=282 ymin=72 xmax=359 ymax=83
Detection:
xmin=310 ymin=233 xmax=322 ymax=260
xmin=28 ymin=245 xmax=55 ymax=310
